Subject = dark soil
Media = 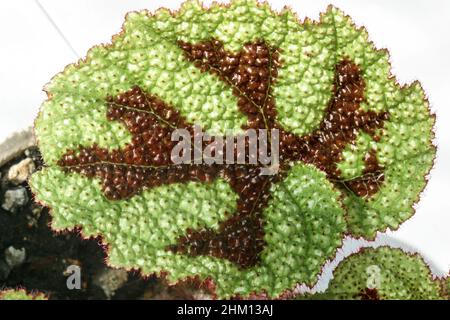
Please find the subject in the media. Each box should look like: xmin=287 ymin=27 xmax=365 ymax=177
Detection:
xmin=0 ymin=147 xmax=200 ymax=300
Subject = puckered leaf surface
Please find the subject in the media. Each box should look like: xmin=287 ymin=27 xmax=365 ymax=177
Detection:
xmin=0 ymin=289 xmax=47 ymax=300
xmin=302 ymin=247 xmax=446 ymax=300
xmin=31 ymin=0 xmax=435 ymax=298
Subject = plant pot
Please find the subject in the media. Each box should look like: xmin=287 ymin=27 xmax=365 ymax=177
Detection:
xmin=0 ymin=127 xmax=35 ymax=167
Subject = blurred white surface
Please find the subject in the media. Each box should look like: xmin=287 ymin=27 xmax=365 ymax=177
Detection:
xmin=0 ymin=0 xmax=448 ymax=272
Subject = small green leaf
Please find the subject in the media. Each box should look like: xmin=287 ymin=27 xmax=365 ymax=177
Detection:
xmin=302 ymin=247 xmax=446 ymax=300
xmin=0 ymin=289 xmax=47 ymax=300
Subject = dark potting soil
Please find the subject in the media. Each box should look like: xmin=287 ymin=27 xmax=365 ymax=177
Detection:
xmin=0 ymin=147 xmax=201 ymax=300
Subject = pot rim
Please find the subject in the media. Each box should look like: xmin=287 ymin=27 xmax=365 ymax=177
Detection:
xmin=0 ymin=127 xmax=35 ymax=166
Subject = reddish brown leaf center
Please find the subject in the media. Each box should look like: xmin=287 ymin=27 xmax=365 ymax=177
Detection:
xmin=57 ymin=39 xmax=388 ymax=268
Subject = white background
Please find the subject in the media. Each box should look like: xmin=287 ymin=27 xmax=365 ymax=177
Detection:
xmin=0 ymin=1 xmax=448 ymax=273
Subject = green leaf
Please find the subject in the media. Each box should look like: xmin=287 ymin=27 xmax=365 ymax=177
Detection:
xmin=302 ymin=247 xmax=446 ymax=300
xmin=31 ymin=0 xmax=436 ymax=298
xmin=0 ymin=289 xmax=47 ymax=300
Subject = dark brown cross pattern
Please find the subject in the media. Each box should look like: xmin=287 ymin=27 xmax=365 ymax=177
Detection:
xmin=356 ymin=288 xmax=380 ymax=300
xmin=58 ymin=39 xmax=388 ymax=269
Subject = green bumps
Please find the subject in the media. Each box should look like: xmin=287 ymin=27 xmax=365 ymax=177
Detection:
xmin=263 ymin=164 xmax=345 ymax=285
xmin=30 ymin=0 xmax=436 ymax=298
xmin=344 ymin=82 xmax=435 ymax=237
xmin=0 ymin=289 xmax=47 ymax=300
xmin=442 ymin=275 xmax=450 ymax=299
xmin=304 ymin=247 xmax=446 ymax=300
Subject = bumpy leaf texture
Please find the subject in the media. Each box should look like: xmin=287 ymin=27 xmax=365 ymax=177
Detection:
xmin=0 ymin=289 xmax=47 ymax=300
xmin=31 ymin=0 xmax=435 ymax=298
xmin=302 ymin=247 xmax=447 ymax=300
